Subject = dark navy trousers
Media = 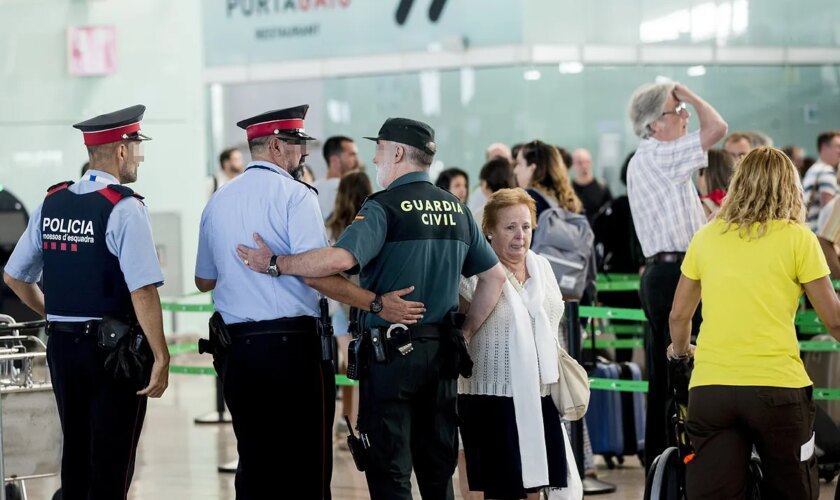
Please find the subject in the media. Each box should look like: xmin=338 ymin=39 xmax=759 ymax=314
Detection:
xmin=47 ymin=330 xmax=148 ymax=500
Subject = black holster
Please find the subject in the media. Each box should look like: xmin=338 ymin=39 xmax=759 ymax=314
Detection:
xmin=346 ymin=308 xmax=368 ymax=381
xmin=441 ymin=312 xmax=472 ymax=379
xmin=99 ymin=315 xmax=150 ymax=386
xmin=317 ymin=297 xmax=335 ymax=363
xmin=199 ymin=312 xmax=232 ymax=377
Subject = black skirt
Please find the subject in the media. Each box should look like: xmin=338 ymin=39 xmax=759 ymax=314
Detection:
xmin=459 ymin=394 xmax=567 ymax=499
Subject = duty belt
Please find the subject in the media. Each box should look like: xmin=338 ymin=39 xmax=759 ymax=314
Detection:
xmin=47 ymin=320 xmax=100 ymax=336
xmin=226 ymin=316 xmax=317 ymax=337
xmin=396 ymin=323 xmax=443 ymax=340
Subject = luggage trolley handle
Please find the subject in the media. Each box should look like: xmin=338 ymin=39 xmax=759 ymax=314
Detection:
xmin=0 ymin=336 xmax=46 ymax=350
xmin=0 ymin=352 xmax=49 ymax=388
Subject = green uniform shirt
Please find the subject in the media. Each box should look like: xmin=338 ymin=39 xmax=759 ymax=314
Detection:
xmin=335 ymin=171 xmax=498 ymax=328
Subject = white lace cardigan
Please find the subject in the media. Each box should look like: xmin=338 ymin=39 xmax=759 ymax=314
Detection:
xmin=458 ymin=254 xmax=564 ymax=397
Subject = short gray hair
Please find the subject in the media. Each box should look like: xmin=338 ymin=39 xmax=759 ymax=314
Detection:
xmin=248 ymin=136 xmax=273 ymax=155
xmin=402 ymin=143 xmax=434 ymax=168
xmin=629 ymin=82 xmax=675 ymax=139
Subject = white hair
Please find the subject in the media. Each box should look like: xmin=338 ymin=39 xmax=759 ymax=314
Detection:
xmin=486 ymin=142 xmax=512 ymax=161
xmin=628 ymin=82 xmax=676 ymax=139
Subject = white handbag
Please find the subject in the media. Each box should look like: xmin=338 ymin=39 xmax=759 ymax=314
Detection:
xmin=550 ymin=341 xmax=590 ymax=421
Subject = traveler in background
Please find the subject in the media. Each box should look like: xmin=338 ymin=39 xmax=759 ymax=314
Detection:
xmin=669 ymin=147 xmax=840 ymax=499
xmin=436 ymin=167 xmax=470 ymax=203
xmin=555 ymin=147 xmax=573 ymax=173
xmin=746 ymin=130 xmax=773 ymax=148
xmin=486 ymin=142 xmax=513 ymax=162
xmin=325 ymin=171 xmax=373 ymax=431
xmin=815 ymin=169 xmax=840 ymax=279
xmin=802 ymin=131 xmax=840 ymax=231
xmin=626 ymin=81 xmax=727 ymax=468
xmin=472 ymin=157 xmax=516 ymax=228
xmin=783 ymin=144 xmax=805 ymax=175
xmin=514 ymin=140 xmax=582 ymax=220
xmin=471 ymin=143 xmax=515 ymax=215
xmin=315 ymin=136 xmax=360 ymax=219
xmin=218 ymin=147 xmax=245 ymax=188
xmin=723 ymin=132 xmax=752 ymax=162
xmin=302 ymin=164 xmax=316 ymax=185
xmin=571 ymin=148 xmax=613 ymax=224
xmin=803 ymin=156 xmax=817 ymax=178
xmin=696 ymin=149 xmax=734 ymax=219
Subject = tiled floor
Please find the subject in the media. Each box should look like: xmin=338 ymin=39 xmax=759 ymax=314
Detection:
xmin=17 ymin=369 xmax=840 ymax=499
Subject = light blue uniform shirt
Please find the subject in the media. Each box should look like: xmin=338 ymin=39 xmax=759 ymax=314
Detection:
xmin=195 ymin=161 xmax=328 ymax=324
xmin=4 ymin=170 xmax=164 ymax=322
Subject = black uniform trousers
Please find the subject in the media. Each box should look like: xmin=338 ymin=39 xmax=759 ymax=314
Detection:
xmin=220 ymin=325 xmax=335 ymax=500
xmin=359 ymin=338 xmax=458 ymax=500
xmin=47 ymin=330 xmax=148 ymax=500
xmin=639 ymin=261 xmax=701 ymax=470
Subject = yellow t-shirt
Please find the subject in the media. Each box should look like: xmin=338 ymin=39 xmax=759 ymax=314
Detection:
xmin=682 ymin=219 xmax=829 ymax=389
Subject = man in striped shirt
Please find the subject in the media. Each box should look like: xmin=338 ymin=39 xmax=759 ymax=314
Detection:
xmin=626 ymin=82 xmax=727 ymax=469
xmin=802 ymin=131 xmax=840 ymax=231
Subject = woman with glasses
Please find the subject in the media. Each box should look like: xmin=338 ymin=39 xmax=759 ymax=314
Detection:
xmin=669 ymin=147 xmax=840 ymax=499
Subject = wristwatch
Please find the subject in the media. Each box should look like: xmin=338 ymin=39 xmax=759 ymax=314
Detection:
xmin=369 ymin=294 xmax=383 ymax=314
xmin=266 ymin=255 xmax=280 ymax=277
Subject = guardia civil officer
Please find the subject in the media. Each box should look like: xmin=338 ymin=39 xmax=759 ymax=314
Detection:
xmin=237 ymin=117 xmax=507 ymax=499
xmin=195 ymin=106 xmax=426 ymax=500
xmin=2 ymin=105 xmax=170 ymax=500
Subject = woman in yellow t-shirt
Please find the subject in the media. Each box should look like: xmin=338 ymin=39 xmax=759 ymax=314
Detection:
xmin=668 ymin=147 xmax=840 ymax=499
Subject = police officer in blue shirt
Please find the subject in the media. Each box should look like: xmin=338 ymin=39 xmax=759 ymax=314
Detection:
xmin=237 ymin=117 xmax=507 ymax=500
xmin=195 ymin=105 xmax=425 ymax=500
xmin=2 ymin=105 xmax=170 ymax=500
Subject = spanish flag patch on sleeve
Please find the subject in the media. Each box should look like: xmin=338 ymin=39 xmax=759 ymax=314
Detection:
xmin=354 ymin=215 xmax=365 ymax=221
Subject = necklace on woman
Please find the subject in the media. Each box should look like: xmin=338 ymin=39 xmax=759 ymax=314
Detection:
xmin=503 ymin=263 xmax=528 ymax=286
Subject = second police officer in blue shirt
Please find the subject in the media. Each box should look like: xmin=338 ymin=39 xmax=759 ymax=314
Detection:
xmin=195 ymin=105 xmax=426 ymax=500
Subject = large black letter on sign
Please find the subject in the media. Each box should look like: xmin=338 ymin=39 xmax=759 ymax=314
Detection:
xmin=226 ymin=0 xmax=239 ymax=16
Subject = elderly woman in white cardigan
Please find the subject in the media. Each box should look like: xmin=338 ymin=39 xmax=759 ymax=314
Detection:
xmin=458 ymin=188 xmax=567 ymax=500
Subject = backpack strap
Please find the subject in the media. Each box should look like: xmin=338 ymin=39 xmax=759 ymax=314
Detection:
xmin=528 ymin=187 xmax=559 ymax=209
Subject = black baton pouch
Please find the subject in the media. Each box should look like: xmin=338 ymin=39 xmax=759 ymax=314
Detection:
xmin=100 ymin=317 xmax=147 ymax=385
xmin=370 ymin=328 xmax=387 ymax=363
xmin=98 ymin=316 xmax=131 ymax=350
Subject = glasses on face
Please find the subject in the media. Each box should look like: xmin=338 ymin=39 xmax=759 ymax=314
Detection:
xmin=661 ymin=102 xmax=688 ymax=117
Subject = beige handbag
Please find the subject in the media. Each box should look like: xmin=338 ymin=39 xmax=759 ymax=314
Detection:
xmin=551 ymin=342 xmax=590 ymax=421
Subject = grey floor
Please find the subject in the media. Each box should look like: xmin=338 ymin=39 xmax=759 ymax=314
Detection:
xmin=18 ymin=368 xmax=840 ymax=499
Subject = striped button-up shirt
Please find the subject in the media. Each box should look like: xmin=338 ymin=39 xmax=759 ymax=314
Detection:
xmin=627 ymin=130 xmax=708 ymax=258
xmin=803 ymin=160 xmax=837 ymax=231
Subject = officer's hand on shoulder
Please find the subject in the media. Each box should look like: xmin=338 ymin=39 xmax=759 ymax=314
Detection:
xmin=378 ymin=286 xmax=426 ymax=325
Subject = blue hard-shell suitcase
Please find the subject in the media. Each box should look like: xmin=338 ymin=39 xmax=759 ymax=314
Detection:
xmin=585 ymin=358 xmax=624 ymax=457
